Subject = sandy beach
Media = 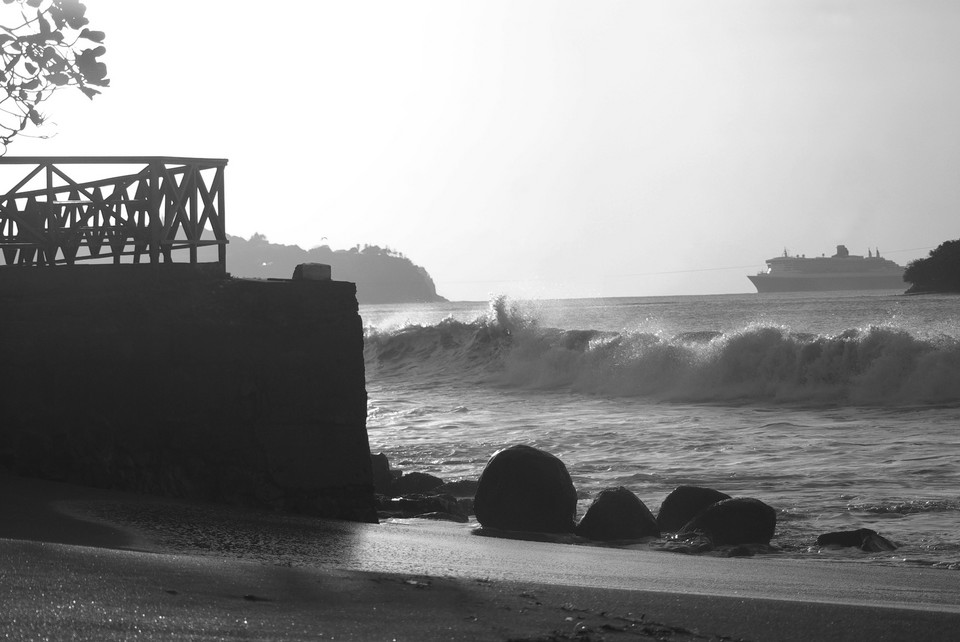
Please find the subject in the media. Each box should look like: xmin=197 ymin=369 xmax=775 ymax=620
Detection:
xmin=2 ymin=471 xmax=959 ymax=641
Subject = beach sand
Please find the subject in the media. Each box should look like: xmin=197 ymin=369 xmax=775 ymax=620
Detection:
xmin=2 ymin=471 xmax=959 ymax=641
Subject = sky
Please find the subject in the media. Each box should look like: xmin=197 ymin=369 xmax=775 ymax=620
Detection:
xmin=6 ymin=0 xmax=960 ymax=301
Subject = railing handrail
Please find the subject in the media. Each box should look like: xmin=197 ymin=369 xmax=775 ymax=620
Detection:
xmin=0 ymin=156 xmax=228 ymax=166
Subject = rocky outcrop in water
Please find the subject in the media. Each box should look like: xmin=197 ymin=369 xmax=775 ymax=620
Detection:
xmin=370 ymin=454 xmax=473 ymax=521
xmin=656 ymin=486 xmax=732 ymax=533
xmin=474 ymin=445 xmax=578 ymax=533
xmin=576 ymin=486 xmax=660 ymax=541
xmin=817 ymin=528 xmax=898 ymax=552
xmin=677 ymin=497 xmax=777 ymax=545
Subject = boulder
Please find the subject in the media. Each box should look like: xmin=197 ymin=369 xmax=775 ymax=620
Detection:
xmin=576 ymin=486 xmax=660 ymax=541
xmin=817 ymin=528 xmax=897 ymax=552
xmin=396 ymin=471 xmax=444 ymax=495
xmin=370 ymin=453 xmax=396 ymax=496
xmin=657 ymin=485 xmax=731 ymax=532
xmin=678 ymin=497 xmax=777 ymax=545
xmin=473 ymin=445 xmax=577 ymax=533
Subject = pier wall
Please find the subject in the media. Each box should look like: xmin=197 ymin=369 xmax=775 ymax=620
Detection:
xmin=0 ymin=265 xmax=376 ymax=522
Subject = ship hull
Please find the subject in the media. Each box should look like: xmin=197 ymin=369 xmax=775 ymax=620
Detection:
xmin=748 ymin=273 xmax=905 ymax=293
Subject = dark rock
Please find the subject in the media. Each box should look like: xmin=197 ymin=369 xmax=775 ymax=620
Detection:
xmin=678 ymin=497 xmax=777 ymax=545
xmin=576 ymin=486 xmax=660 ymax=541
xmin=396 ymin=471 xmax=444 ymax=495
xmin=473 ymin=445 xmax=578 ymax=533
xmin=436 ymin=479 xmax=479 ymax=498
xmin=455 ymin=497 xmax=475 ymax=516
xmin=817 ymin=528 xmax=898 ymax=552
xmin=725 ymin=545 xmax=755 ymax=557
xmin=657 ymin=486 xmax=732 ymax=533
xmin=370 ymin=453 xmax=395 ymax=496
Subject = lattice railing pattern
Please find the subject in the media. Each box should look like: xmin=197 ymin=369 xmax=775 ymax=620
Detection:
xmin=0 ymin=157 xmax=228 ymax=269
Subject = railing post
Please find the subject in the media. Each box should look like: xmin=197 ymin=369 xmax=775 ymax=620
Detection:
xmin=148 ymin=160 xmax=161 ymax=265
xmin=217 ymin=165 xmax=226 ymax=272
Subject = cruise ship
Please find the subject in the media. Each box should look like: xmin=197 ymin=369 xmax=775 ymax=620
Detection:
xmin=748 ymin=245 xmax=905 ymax=293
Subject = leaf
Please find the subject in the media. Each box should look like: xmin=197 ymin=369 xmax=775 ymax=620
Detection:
xmin=21 ymin=78 xmax=40 ymax=90
xmin=61 ymin=0 xmax=90 ymax=30
xmin=79 ymin=29 xmax=105 ymax=43
xmin=24 ymin=62 xmax=37 ymax=74
xmin=78 ymin=85 xmax=99 ymax=99
xmin=37 ymin=12 xmax=51 ymax=35
xmin=47 ymin=72 xmax=69 ymax=86
xmin=27 ymin=0 xmax=43 ymax=7
xmin=76 ymin=48 xmax=108 ymax=84
xmin=27 ymin=108 xmax=43 ymax=126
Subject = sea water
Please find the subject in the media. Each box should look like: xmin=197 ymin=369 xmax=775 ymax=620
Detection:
xmin=361 ymin=292 xmax=960 ymax=569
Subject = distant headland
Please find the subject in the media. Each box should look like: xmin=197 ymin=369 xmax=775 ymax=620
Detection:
xmin=227 ymin=233 xmax=447 ymax=304
xmin=903 ymin=239 xmax=960 ymax=294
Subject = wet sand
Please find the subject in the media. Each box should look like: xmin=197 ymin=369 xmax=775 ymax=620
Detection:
xmin=2 ymin=471 xmax=959 ymax=641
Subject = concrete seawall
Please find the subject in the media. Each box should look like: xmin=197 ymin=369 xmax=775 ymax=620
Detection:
xmin=0 ymin=265 xmax=376 ymax=522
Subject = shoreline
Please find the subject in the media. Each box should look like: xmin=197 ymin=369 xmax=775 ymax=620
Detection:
xmin=3 ymin=471 xmax=960 ymax=641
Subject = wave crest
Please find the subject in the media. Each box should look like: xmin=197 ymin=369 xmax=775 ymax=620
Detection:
xmin=364 ymin=300 xmax=960 ymax=406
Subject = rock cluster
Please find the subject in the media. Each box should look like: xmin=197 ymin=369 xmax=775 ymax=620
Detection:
xmin=375 ymin=445 xmax=897 ymax=554
xmin=371 ymin=452 xmax=473 ymax=523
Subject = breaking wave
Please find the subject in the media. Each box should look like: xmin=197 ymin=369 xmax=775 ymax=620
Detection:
xmin=364 ymin=297 xmax=960 ymax=406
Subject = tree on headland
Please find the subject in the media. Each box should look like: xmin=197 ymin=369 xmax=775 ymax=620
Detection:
xmin=903 ymin=239 xmax=960 ymax=294
xmin=229 ymin=234 xmax=446 ymax=304
xmin=0 ymin=0 xmax=108 ymax=153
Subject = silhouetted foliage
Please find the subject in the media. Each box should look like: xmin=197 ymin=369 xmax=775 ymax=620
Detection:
xmin=228 ymin=234 xmax=446 ymax=304
xmin=0 ymin=0 xmax=108 ymax=152
xmin=903 ymin=239 xmax=960 ymax=293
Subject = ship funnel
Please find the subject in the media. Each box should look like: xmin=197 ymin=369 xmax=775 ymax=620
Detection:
xmin=834 ymin=245 xmax=849 ymax=258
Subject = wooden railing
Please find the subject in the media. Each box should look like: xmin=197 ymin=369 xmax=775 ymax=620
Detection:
xmin=0 ymin=156 xmax=228 ymax=270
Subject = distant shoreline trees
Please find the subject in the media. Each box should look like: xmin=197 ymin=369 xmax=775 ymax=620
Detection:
xmin=0 ymin=0 xmax=108 ymax=152
xmin=229 ymin=234 xmax=446 ymax=304
xmin=903 ymin=240 xmax=960 ymax=294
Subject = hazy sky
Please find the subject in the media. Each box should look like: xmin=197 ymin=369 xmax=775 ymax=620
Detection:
xmin=9 ymin=0 xmax=960 ymax=300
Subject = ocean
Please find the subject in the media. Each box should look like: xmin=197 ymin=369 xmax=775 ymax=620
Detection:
xmin=360 ymin=291 xmax=960 ymax=569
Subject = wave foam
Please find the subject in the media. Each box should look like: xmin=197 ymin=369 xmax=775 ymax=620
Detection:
xmin=364 ymin=298 xmax=960 ymax=406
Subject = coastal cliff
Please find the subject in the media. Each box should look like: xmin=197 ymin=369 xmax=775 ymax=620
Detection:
xmin=226 ymin=234 xmax=446 ymax=304
xmin=904 ymin=239 xmax=960 ymax=294
xmin=0 ymin=265 xmax=376 ymax=521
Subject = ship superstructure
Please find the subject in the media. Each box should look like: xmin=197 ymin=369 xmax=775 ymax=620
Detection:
xmin=748 ymin=245 xmax=905 ymax=292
